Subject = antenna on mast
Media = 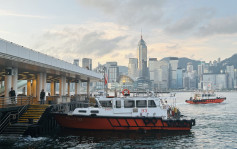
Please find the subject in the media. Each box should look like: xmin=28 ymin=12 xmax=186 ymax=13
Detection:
xmin=141 ymin=28 xmax=143 ymax=39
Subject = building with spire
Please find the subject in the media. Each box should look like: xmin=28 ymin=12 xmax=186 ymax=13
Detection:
xmin=137 ymin=34 xmax=149 ymax=80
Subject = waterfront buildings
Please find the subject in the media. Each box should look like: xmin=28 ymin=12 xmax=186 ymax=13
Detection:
xmin=203 ymin=73 xmax=227 ymax=90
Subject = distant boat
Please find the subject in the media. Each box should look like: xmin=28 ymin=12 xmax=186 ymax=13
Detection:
xmin=54 ymin=90 xmax=195 ymax=131
xmin=185 ymin=91 xmax=226 ymax=104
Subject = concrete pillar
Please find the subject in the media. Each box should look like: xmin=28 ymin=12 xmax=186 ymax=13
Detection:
xmin=42 ymin=73 xmax=47 ymax=94
xmin=87 ymin=78 xmax=90 ymax=98
xmin=67 ymin=80 xmax=70 ymax=96
xmin=36 ymin=73 xmax=43 ymax=102
xmin=27 ymin=80 xmax=31 ymax=96
xmin=75 ymin=79 xmax=81 ymax=95
xmin=4 ymin=74 xmax=12 ymax=103
xmin=32 ymin=79 xmax=37 ymax=97
xmin=50 ymin=81 xmax=55 ymax=96
xmin=11 ymin=68 xmax=18 ymax=97
xmin=59 ymin=76 xmax=66 ymax=96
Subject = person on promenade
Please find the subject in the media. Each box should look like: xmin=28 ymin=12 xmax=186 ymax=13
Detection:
xmin=40 ymin=89 xmax=45 ymax=104
xmin=9 ymin=87 xmax=16 ymax=104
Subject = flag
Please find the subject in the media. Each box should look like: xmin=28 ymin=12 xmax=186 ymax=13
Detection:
xmin=104 ymin=74 xmax=108 ymax=85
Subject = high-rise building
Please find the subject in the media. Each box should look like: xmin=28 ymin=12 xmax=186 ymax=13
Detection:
xmin=106 ymin=62 xmax=119 ymax=83
xmin=128 ymin=58 xmax=138 ymax=80
xmin=82 ymin=58 xmax=92 ymax=70
xmin=169 ymin=57 xmax=179 ymax=89
xmin=176 ymin=68 xmax=183 ymax=89
xmin=234 ymin=69 xmax=237 ymax=89
xmin=203 ymin=73 xmax=227 ymax=90
xmin=156 ymin=61 xmax=169 ymax=90
xmin=93 ymin=63 xmax=105 ymax=90
xmin=187 ymin=62 xmax=193 ymax=73
xmin=217 ymin=58 xmax=221 ymax=63
xmin=149 ymin=58 xmax=158 ymax=87
xmin=226 ymin=65 xmax=235 ymax=89
xmin=73 ymin=59 xmax=79 ymax=66
xmin=137 ymin=35 xmax=149 ymax=80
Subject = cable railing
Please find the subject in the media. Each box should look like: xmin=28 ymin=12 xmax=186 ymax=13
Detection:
xmin=0 ymin=96 xmax=35 ymax=108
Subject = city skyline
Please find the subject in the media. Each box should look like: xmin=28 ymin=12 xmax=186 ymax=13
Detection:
xmin=1 ymin=0 xmax=237 ymax=68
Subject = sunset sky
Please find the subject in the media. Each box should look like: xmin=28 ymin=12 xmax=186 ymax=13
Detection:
xmin=1 ymin=0 xmax=237 ymax=68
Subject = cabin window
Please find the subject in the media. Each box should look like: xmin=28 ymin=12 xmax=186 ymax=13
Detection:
xmin=99 ymin=101 xmax=112 ymax=107
xmin=91 ymin=110 xmax=99 ymax=113
xmin=78 ymin=110 xmax=86 ymax=113
xmin=124 ymin=100 xmax=135 ymax=108
xmin=136 ymin=100 xmax=147 ymax=108
xmin=116 ymin=100 xmax=121 ymax=108
xmin=148 ymin=100 xmax=156 ymax=107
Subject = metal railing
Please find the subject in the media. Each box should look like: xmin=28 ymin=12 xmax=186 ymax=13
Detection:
xmin=0 ymin=104 xmax=28 ymax=134
xmin=0 ymin=96 xmax=35 ymax=108
xmin=0 ymin=112 xmax=11 ymax=134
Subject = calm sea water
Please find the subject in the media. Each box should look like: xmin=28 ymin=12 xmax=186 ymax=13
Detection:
xmin=0 ymin=92 xmax=237 ymax=149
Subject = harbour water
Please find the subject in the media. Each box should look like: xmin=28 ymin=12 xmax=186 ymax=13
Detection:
xmin=0 ymin=92 xmax=237 ymax=148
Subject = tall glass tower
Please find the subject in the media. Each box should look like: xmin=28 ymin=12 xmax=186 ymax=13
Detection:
xmin=137 ymin=35 xmax=149 ymax=80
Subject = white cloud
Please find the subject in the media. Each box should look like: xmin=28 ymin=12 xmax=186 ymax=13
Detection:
xmin=0 ymin=10 xmax=47 ymax=18
xmin=78 ymin=0 xmax=166 ymax=27
xmin=198 ymin=16 xmax=237 ymax=36
xmin=31 ymin=22 xmax=139 ymax=67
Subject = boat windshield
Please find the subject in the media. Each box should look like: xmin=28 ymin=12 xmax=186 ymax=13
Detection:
xmin=148 ymin=100 xmax=156 ymax=107
xmin=99 ymin=100 xmax=112 ymax=108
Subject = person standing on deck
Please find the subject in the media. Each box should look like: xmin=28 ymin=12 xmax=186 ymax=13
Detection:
xmin=40 ymin=89 xmax=45 ymax=104
xmin=9 ymin=87 xmax=16 ymax=104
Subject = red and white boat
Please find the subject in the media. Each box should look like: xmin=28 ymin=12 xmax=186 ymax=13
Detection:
xmin=54 ymin=91 xmax=195 ymax=131
xmin=185 ymin=91 xmax=226 ymax=104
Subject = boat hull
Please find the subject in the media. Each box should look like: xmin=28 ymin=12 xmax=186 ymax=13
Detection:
xmin=185 ymin=98 xmax=226 ymax=104
xmin=54 ymin=113 xmax=195 ymax=131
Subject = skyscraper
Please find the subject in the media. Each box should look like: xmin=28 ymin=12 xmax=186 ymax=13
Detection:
xmin=82 ymin=58 xmax=92 ymax=70
xmin=169 ymin=57 xmax=179 ymax=89
xmin=128 ymin=58 xmax=138 ymax=80
xmin=149 ymin=58 xmax=157 ymax=88
xmin=226 ymin=65 xmax=235 ymax=89
xmin=106 ymin=62 xmax=119 ymax=83
xmin=137 ymin=35 xmax=149 ymax=80
xmin=73 ymin=59 xmax=79 ymax=66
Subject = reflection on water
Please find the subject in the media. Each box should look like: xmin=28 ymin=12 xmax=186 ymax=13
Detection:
xmin=0 ymin=92 xmax=237 ymax=149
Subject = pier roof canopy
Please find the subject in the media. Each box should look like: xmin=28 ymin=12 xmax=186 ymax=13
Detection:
xmin=0 ymin=38 xmax=102 ymax=82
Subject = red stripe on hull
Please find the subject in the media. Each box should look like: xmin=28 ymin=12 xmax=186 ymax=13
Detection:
xmin=185 ymin=98 xmax=226 ymax=104
xmin=54 ymin=114 xmax=193 ymax=131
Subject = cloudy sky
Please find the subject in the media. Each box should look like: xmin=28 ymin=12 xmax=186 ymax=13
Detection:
xmin=1 ymin=0 xmax=237 ymax=68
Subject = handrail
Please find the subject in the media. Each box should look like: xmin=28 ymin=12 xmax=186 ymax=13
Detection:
xmin=0 ymin=96 xmax=34 ymax=108
xmin=17 ymin=104 xmax=28 ymax=120
xmin=0 ymin=104 xmax=28 ymax=134
xmin=0 ymin=112 xmax=11 ymax=134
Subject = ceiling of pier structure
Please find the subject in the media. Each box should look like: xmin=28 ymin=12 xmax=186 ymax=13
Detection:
xmin=0 ymin=55 xmax=101 ymax=82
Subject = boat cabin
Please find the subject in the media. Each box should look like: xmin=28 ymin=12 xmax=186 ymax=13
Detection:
xmin=72 ymin=96 xmax=169 ymax=119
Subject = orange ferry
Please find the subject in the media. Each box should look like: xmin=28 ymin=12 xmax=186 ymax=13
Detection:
xmin=54 ymin=91 xmax=195 ymax=131
xmin=185 ymin=91 xmax=226 ymax=104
